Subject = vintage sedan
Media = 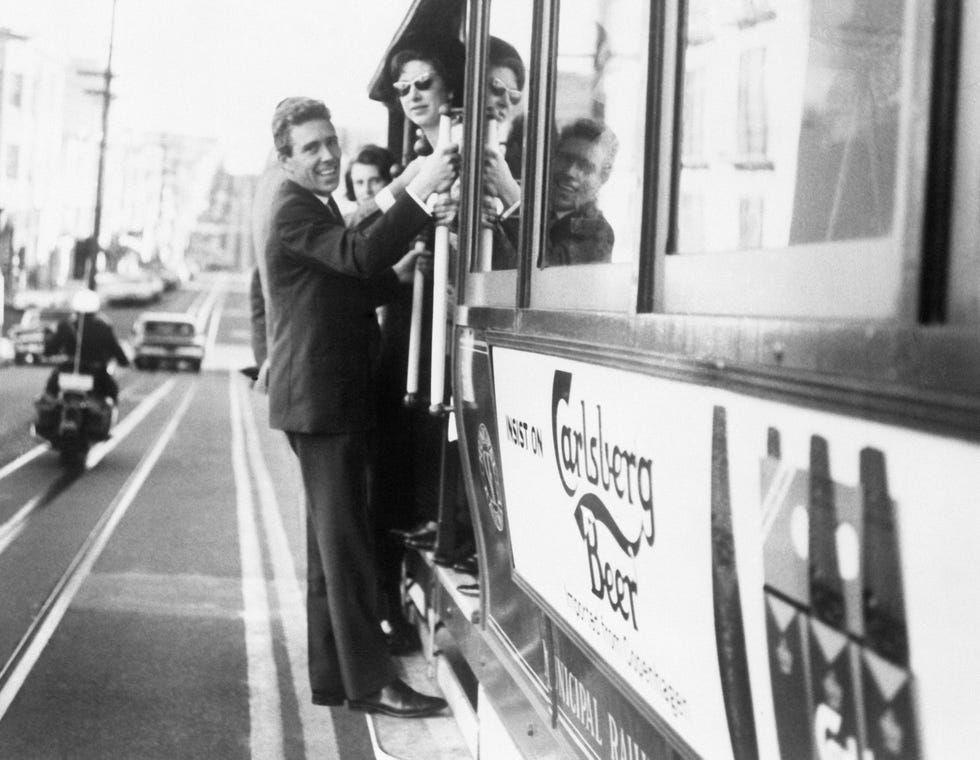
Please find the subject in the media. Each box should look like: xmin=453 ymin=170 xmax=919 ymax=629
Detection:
xmin=131 ymin=312 xmax=205 ymax=372
xmin=8 ymin=306 xmax=74 ymax=365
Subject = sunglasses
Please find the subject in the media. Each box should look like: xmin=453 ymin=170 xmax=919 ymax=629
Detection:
xmin=393 ymin=73 xmax=436 ymax=97
xmin=489 ymin=76 xmax=522 ymax=106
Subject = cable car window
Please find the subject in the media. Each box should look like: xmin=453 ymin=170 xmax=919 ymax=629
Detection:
xmin=949 ymin=0 xmax=980 ymax=323
xmin=666 ymin=0 xmax=927 ymax=319
xmin=475 ymin=2 xmax=531 ymax=274
xmin=529 ymin=0 xmax=650 ymax=311
xmin=465 ymin=0 xmax=531 ymax=306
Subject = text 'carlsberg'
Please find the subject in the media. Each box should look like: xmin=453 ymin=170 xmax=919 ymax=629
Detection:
xmin=551 ymin=371 xmax=655 ymax=630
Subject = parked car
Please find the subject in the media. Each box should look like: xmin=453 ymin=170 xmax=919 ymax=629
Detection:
xmin=96 ymin=271 xmax=164 ymax=305
xmin=131 ymin=312 xmax=205 ymax=372
xmin=8 ymin=306 xmax=74 ymax=365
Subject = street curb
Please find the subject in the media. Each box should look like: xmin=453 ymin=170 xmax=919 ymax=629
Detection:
xmin=0 ymin=337 xmax=14 ymax=366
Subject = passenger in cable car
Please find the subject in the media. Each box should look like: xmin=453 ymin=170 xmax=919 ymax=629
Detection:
xmin=343 ymin=143 xmax=427 ymax=656
xmin=491 ymin=117 xmax=617 ymax=267
xmin=541 ymin=117 xmax=617 ymax=266
xmin=390 ymin=44 xmax=463 ymax=153
xmin=481 ymin=38 xmax=526 ymax=270
xmin=388 ymin=44 xmax=481 ymax=581
xmin=343 ymin=144 xmax=397 ymax=225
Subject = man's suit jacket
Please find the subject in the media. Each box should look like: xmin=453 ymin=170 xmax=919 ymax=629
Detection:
xmin=265 ymin=178 xmax=430 ymax=433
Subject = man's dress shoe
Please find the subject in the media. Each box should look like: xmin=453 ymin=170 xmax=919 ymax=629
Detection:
xmin=404 ymin=530 xmax=437 ymax=551
xmin=389 ymin=522 xmax=437 ymax=545
xmin=433 ymin=540 xmax=476 ymax=568
xmin=348 ymin=678 xmax=447 ymax=718
xmin=311 ymin=690 xmax=345 ymax=707
xmin=452 ymin=555 xmax=478 ymax=577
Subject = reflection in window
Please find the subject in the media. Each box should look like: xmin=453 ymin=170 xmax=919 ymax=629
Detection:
xmin=682 ymin=69 xmax=707 ymax=167
xmin=545 ymin=0 xmax=649 ymax=266
xmin=737 ymin=47 xmax=769 ymax=164
xmin=675 ymin=0 xmax=904 ymax=254
xmin=480 ymin=0 xmax=532 ymax=272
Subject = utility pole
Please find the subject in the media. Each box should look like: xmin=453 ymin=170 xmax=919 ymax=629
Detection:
xmin=77 ymin=0 xmax=118 ymax=287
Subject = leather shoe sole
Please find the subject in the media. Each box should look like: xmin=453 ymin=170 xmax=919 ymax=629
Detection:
xmin=347 ymin=679 xmax=448 ymax=719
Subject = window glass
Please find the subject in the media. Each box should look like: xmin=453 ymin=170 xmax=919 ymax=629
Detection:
xmin=676 ymin=0 xmax=905 ymax=254
xmin=543 ymin=0 xmax=649 ymax=268
xmin=949 ymin=0 xmax=980 ymax=322
xmin=476 ymin=0 xmax=532 ymax=273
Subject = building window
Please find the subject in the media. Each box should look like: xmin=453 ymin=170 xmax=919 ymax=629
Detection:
xmin=10 ymin=74 xmax=24 ymax=107
xmin=738 ymin=195 xmax=763 ymax=249
xmin=6 ymin=145 xmax=19 ymax=179
xmin=736 ymin=47 xmax=769 ymax=164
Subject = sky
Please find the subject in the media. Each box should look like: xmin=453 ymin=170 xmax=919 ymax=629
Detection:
xmin=0 ymin=0 xmax=414 ymax=173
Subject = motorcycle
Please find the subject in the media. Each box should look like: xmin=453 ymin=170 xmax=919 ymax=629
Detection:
xmin=31 ymin=289 xmax=117 ymax=468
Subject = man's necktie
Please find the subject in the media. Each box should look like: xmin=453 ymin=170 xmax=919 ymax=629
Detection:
xmin=326 ymin=197 xmax=343 ymax=222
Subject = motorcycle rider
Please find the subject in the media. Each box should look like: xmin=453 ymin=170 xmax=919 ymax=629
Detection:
xmin=43 ymin=310 xmax=129 ymax=404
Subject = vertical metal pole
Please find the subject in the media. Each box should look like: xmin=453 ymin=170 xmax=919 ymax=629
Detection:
xmin=90 ymin=0 xmax=118 ymax=287
xmin=428 ymin=108 xmax=453 ymax=415
xmin=404 ymin=240 xmax=426 ymax=406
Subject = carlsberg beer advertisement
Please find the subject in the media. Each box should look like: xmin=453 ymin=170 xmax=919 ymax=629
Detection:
xmin=492 ymin=347 xmax=734 ymax=760
xmin=491 ymin=346 xmax=980 ymax=760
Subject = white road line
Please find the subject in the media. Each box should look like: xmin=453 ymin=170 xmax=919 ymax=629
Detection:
xmin=0 ymin=385 xmax=196 ymax=719
xmin=0 ymin=445 xmax=48 ymax=481
xmin=193 ymin=276 xmax=226 ymax=332
xmin=204 ymin=292 xmax=225 ymax=361
xmin=236 ymin=376 xmax=341 ymax=758
xmin=0 ymin=380 xmax=177 ymax=558
xmin=228 ymin=373 xmax=285 ymax=758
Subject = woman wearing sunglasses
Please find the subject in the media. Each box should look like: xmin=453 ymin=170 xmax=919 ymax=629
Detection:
xmin=482 ymin=39 xmax=526 ymax=270
xmin=389 ymin=47 xmax=461 ymax=152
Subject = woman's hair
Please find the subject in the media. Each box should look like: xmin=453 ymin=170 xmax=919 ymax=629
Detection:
xmin=388 ymin=44 xmax=463 ymax=107
xmin=488 ymin=37 xmax=526 ymax=91
xmin=344 ymin=144 xmax=397 ymax=201
xmin=390 ymin=48 xmax=449 ymax=86
xmin=271 ymin=97 xmax=331 ymax=158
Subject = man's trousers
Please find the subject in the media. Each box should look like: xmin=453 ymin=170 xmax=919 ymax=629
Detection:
xmin=287 ymin=430 xmax=396 ymax=702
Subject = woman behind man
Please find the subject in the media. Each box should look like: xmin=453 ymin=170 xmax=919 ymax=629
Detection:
xmin=343 ymin=144 xmax=426 ymax=655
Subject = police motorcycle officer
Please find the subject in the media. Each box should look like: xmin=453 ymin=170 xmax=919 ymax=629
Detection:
xmin=34 ymin=289 xmax=129 ymax=466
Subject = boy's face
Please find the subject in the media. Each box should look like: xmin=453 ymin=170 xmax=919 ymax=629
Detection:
xmin=551 ymin=136 xmax=609 ymax=213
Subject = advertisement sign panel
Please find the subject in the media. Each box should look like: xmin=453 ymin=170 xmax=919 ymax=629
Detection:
xmin=492 ymin=347 xmax=980 ymax=759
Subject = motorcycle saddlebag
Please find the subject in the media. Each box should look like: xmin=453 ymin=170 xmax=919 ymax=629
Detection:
xmin=33 ymin=395 xmax=60 ymax=438
xmin=86 ymin=400 xmax=113 ymax=441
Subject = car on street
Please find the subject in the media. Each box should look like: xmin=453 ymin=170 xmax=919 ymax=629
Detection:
xmin=7 ymin=306 xmax=74 ymax=365
xmin=96 ymin=271 xmax=164 ymax=305
xmin=131 ymin=312 xmax=205 ymax=372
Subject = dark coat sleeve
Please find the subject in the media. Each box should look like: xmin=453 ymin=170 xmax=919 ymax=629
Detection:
xmin=249 ymin=266 xmax=268 ymax=366
xmin=274 ymin=183 xmax=429 ymax=278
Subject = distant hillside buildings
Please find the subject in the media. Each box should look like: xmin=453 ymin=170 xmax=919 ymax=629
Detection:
xmin=0 ymin=26 xmax=255 ymax=302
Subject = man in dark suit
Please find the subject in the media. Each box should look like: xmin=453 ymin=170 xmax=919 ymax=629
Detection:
xmin=265 ymin=96 xmax=457 ymax=718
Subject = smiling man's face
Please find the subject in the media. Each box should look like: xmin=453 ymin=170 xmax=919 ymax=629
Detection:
xmin=280 ymin=118 xmax=342 ymax=196
xmin=551 ymin=136 xmax=609 ymax=214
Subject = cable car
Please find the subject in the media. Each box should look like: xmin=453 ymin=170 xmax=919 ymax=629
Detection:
xmin=367 ymin=0 xmax=980 ymax=757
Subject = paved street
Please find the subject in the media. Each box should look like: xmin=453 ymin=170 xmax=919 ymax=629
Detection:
xmin=0 ymin=274 xmax=463 ymax=759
